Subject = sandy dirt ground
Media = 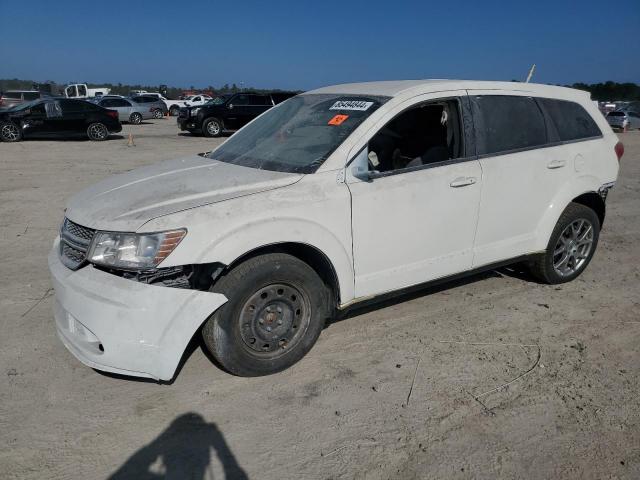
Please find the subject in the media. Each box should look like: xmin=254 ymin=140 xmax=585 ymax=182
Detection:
xmin=1 ymin=119 xmax=638 ymax=480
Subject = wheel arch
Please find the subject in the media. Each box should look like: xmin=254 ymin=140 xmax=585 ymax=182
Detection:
xmin=572 ymin=192 xmax=605 ymax=226
xmin=534 ymin=175 xmax=606 ymax=251
xmin=222 ymin=242 xmax=342 ymax=308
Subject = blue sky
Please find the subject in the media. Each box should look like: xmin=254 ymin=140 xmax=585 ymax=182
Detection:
xmin=1 ymin=0 xmax=638 ymax=90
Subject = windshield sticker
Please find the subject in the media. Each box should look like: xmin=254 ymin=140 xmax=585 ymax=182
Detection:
xmin=329 ymin=100 xmax=374 ymax=111
xmin=328 ymin=114 xmax=349 ymax=125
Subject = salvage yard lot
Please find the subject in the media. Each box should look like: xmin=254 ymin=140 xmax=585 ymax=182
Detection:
xmin=1 ymin=119 xmax=639 ymax=479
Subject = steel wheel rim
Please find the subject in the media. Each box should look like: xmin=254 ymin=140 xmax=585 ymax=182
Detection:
xmin=238 ymin=283 xmax=311 ymax=357
xmin=207 ymin=121 xmax=220 ymax=135
xmin=89 ymin=124 xmax=107 ymax=139
xmin=553 ymin=218 xmax=594 ymax=277
xmin=2 ymin=123 xmax=19 ymax=140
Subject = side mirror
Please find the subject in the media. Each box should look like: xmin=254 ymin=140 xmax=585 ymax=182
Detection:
xmin=350 ymin=148 xmax=372 ymax=182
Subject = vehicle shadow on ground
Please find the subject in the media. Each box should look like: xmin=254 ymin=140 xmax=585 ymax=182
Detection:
xmin=107 ymin=412 xmax=249 ymax=480
xmin=18 ymin=135 xmax=125 ymax=142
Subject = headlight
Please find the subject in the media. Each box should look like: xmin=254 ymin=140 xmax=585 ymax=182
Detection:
xmin=190 ymin=107 xmax=200 ymax=116
xmin=88 ymin=229 xmax=186 ymax=270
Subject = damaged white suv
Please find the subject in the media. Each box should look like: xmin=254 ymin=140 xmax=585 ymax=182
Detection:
xmin=49 ymin=80 xmax=622 ymax=380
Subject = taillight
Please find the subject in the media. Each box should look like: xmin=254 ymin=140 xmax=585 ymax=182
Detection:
xmin=106 ymin=110 xmax=118 ymax=119
xmin=614 ymin=141 xmax=624 ymax=162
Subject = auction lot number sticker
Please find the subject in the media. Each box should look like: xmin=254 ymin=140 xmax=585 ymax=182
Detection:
xmin=329 ymin=100 xmax=374 ymax=111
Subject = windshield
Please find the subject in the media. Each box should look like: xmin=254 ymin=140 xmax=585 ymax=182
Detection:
xmin=207 ymin=93 xmax=388 ymax=173
xmin=205 ymin=96 xmax=228 ymax=105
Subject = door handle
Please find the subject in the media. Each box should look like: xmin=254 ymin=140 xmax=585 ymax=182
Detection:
xmin=547 ymin=159 xmax=566 ymax=169
xmin=449 ymin=176 xmax=477 ymax=188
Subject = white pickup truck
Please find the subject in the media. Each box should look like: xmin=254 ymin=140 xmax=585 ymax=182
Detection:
xmin=64 ymin=84 xmax=111 ymax=98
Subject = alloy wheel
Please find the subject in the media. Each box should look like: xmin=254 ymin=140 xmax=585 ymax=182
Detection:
xmin=1 ymin=123 xmax=20 ymax=141
xmin=206 ymin=121 xmax=221 ymax=136
xmin=553 ymin=219 xmax=594 ymax=277
xmin=88 ymin=123 xmax=107 ymax=140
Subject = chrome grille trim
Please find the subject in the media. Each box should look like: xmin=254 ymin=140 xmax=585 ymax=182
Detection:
xmin=59 ymin=218 xmax=96 ymax=270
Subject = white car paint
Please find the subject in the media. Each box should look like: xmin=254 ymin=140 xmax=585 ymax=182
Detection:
xmin=49 ymin=80 xmax=620 ymax=380
xmin=183 ymin=95 xmax=212 ymax=107
xmin=134 ymin=92 xmax=188 ymax=113
xmin=64 ymin=83 xmax=111 ymax=98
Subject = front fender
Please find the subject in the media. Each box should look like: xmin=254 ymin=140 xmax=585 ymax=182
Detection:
xmin=195 ymin=217 xmax=355 ymax=303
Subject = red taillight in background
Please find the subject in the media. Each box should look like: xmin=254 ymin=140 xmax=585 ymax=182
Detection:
xmin=614 ymin=141 xmax=624 ymax=162
xmin=106 ymin=110 xmax=118 ymax=119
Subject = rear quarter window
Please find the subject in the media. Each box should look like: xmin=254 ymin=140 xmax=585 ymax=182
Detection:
xmin=471 ymin=95 xmax=547 ymax=155
xmin=538 ymin=98 xmax=601 ymax=141
xmin=4 ymin=92 xmax=22 ymax=99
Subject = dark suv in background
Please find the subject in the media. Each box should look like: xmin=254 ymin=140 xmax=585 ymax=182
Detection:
xmin=177 ymin=91 xmax=297 ymax=137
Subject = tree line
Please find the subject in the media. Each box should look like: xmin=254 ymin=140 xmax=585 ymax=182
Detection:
xmin=2 ymin=78 xmax=639 ymax=101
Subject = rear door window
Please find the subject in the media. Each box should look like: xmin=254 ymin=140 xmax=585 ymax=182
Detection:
xmin=538 ymin=98 xmax=601 ymax=141
xmin=248 ymin=95 xmax=270 ymax=106
xmin=45 ymin=101 xmax=63 ymax=118
xmin=112 ymin=99 xmax=131 ymax=107
xmin=23 ymin=92 xmax=40 ymax=100
xmin=471 ymin=95 xmax=547 ymax=156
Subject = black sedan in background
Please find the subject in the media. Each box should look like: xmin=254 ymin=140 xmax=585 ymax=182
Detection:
xmin=0 ymin=98 xmax=122 ymax=142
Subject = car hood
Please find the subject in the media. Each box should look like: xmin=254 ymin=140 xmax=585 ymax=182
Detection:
xmin=65 ymin=155 xmax=303 ymax=231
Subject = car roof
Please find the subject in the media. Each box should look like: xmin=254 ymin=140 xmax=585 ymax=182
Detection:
xmin=307 ymin=79 xmax=590 ymax=101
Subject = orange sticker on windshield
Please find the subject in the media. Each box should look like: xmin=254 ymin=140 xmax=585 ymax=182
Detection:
xmin=328 ymin=114 xmax=349 ymax=125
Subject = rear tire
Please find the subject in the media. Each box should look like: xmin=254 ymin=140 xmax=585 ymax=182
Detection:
xmin=87 ymin=122 xmax=109 ymax=141
xmin=202 ymin=117 xmax=223 ymax=137
xmin=0 ymin=122 xmax=22 ymax=142
xmin=529 ymin=202 xmax=600 ymax=284
xmin=129 ymin=112 xmax=142 ymax=124
xmin=152 ymin=109 xmax=163 ymax=119
xmin=202 ymin=253 xmax=331 ymax=376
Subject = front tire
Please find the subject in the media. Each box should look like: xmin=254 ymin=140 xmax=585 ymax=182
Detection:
xmin=202 ymin=117 xmax=223 ymax=137
xmin=0 ymin=122 xmax=22 ymax=142
xmin=87 ymin=122 xmax=109 ymax=141
xmin=169 ymin=105 xmax=180 ymax=116
xmin=202 ymin=253 xmax=331 ymax=376
xmin=129 ymin=112 xmax=142 ymax=124
xmin=530 ymin=202 xmax=600 ymax=284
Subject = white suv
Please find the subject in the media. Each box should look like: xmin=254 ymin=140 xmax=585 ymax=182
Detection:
xmin=49 ymin=80 xmax=622 ymax=380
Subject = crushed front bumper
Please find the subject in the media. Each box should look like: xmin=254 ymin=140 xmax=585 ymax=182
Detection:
xmin=48 ymin=239 xmax=227 ymax=380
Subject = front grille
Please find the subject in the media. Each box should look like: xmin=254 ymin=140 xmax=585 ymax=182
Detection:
xmin=59 ymin=218 xmax=96 ymax=270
